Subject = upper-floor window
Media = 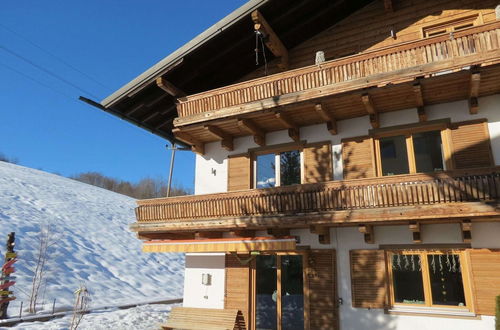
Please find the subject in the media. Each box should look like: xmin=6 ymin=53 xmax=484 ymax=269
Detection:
xmin=378 ymin=130 xmax=445 ymax=176
xmin=255 ymin=150 xmax=301 ymax=188
xmin=422 ymin=14 xmax=480 ymax=38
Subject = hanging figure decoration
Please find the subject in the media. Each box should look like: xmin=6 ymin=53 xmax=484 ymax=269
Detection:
xmin=0 ymin=232 xmax=17 ymax=319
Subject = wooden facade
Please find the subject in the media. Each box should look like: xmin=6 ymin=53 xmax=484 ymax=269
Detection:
xmin=101 ymin=0 xmax=500 ymax=329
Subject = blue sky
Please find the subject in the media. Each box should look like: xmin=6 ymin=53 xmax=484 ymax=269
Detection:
xmin=0 ymin=0 xmax=247 ymax=191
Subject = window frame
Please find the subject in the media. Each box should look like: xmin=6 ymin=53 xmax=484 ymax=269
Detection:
xmin=252 ymin=148 xmax=304 ymax=189
xmin=372 ymin=121 xmax=453 ymax=176
xmin=422 ymin=14 xmax=482 ymax=38
xmin=386 ymin=249 xmax=474 ymax=311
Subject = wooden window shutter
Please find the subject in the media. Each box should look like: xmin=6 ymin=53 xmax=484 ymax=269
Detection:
xmin=468 ymin=249 xmax=500 ymax=315
xmin=450 ymin=119 xmax=493 ymax=169
xmin=342 ymin=136 xmax=376 ymax=180
xmin=350 ymin=250 xmax=388 ymax=308
xmin=227 ymin=154 xmax=251 ymax=191
xmin=307 ymin=250 xmax=338 ymax=330
xmin=303 ymin=141 xmax=333 ymax=183
xmin=225 ymin=253 xmax=250 ymax=329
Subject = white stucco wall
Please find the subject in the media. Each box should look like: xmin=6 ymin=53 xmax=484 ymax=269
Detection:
xmin=195 ymin=94 xmax=500 ymax=195
xmin=182 ymin=253 xmax=226 ymax=309
xmin=189 ymin=95 xmax=500 ymax=328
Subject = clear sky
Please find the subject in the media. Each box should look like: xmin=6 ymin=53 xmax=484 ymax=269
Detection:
xmin=0 ymin=0 xmax=247 ymax=191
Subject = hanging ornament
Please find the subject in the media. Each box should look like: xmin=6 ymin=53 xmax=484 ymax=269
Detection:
xmin=439 ymin=254 xmax=443 ymax=272
xmin=431 ymin=254 xmax=436 ymax=274
xmin=452 ymin=254 xmax=457 ymax=273
xmin=404 ymin=255 xmax=410 ymax=270
xmin=446 ymin=253 xmax=452 ymax=272
xmin=397 ymin=254 xmax=402 ymax=271
xmin=411 ymin=254 xmax=416 ymax=272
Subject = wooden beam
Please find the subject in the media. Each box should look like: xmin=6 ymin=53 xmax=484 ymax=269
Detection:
xmin=469 ymin=68 xmax=481 ymax=114
xmin=314 ymin=103 xmax=337 ymax=135
xmin=138 ymin=232 xmax=195 ymax=240
xmin=172 ymin=128 xmax=205 ymax=154
xmin=409 ymin=222 xmax=422 ymax=243
xmin=275 ymin=112 xmax=300 ymax=142
xmin=156 ymin=77 xmax=186 ymax=97
xmin=461 ymin=219 xmax=472 ymax=243
xmin=251 ymin=10 xmax=288 ymax=70
xmin=195 ymin=231 xmax=223 ymax=239
xmin=310 ymin=226 xmax=331 ymax=245
xmin=238 ymin=119 xmax=266 ymax=146
xmin=384 ymin=0 xmax=393 ymax=12
xmin=227 ymin=230 xmax=256 ymax=238
xmin=204 ymin=125 xmax=234 ymax=151
xmin=413 ymin=82 xmax=425 ymax=107
xmin=358 ymin=224 xmax=374 ymax=244
xmin=417 ymin=107 xmax=427 ymax=122
xmin=267 ymin=228 xmax=290 ymax=238
xmin=362 ymin=94 xmax=380 ymax=129
xmin=125 ymin=103 xmax=144 ymax=116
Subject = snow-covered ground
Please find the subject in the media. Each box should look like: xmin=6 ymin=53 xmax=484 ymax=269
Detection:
xmin=7 ymin=303 xmax=177 ymax=330
xmin=0 ymin=161 xmax=184 ymax=317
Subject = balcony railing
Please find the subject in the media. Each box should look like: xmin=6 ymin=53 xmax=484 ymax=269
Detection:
xmin=135 ymin=168 xmax=500 ymax=223
xmin=176 ymin=22 xmax=500 ymax=121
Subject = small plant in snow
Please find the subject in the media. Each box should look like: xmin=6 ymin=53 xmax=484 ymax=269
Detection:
xmin=28 ymin=222 xmax=58 ymax=313
xmin=70 ymin=284 xmax=90 ymax=330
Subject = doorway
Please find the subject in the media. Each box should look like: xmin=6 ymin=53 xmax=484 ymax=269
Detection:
xmin=253 ymin=253 xmax=306 ymax=330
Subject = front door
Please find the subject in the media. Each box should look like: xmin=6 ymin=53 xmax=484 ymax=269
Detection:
xmin=254 ymin=254 xmax=305 ymax=330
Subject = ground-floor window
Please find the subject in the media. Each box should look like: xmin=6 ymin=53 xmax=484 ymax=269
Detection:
xmin=388 ymin=250 xmax=471 ymax=308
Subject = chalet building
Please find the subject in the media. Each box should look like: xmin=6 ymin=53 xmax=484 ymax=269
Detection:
xmin=96 ymin=0 xmax=500 ymax=329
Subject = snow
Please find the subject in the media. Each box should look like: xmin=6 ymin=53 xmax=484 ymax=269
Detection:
xmin=0 ymin=161 xmax=184 ymax=316
xmin=7 ymin=303 xmax=177 ymax=330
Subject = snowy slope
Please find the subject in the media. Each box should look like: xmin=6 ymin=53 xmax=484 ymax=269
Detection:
xmin=0 ymin=161 xmax=184 ymax=314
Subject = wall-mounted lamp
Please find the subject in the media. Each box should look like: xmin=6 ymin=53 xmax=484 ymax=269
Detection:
xmin=202 ymin=273 xmax=212 ymax=286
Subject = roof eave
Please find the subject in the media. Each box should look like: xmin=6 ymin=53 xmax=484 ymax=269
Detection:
xmin=101 ymin=0 xmax=269 ymax=108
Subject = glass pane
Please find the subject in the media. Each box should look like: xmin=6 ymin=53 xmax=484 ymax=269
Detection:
xmin=256 ymin=255 xmax=277 ymax=330
xmin=281 ymin=255 xmax=304 ymax=330
xmin=413 ymin=131 xmax=444 ymax=173
xmin=280 ymin=150 xmax=301 ymax=186
xmin=380 ymin=136 xmax=409 ymax=176
xmin=391 ymin=254 xmax=425 ymax=304
xmin=427 ymin=254 xmax=466 ymax=306
xmin=256 ymin=154 xmax=276 ymax=189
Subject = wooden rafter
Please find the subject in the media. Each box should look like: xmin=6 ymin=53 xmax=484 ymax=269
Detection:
xmin=461 ymin=219 xmax=472 ymax=243
xmin=251 ymin=10 xmax=289 ymax=71
xmin=413 ymin=82 xmax=426 ymax=122
xmin=358 ymin=224 xmax=374 ymax=244
xmin=172 ymin=128 xmax=205 ymax=154
xmin=204 ymin=125 xmax=234 ymax=151
xmin=409 ymin=222 xmax=422 ymax=243
xmin=310 ymin=225 xmax=331 ymax=245
xmin=156 ymin=77 xmax=186 ymax=98
xmin=314 ymin=103 xmax=337 ymax=135
xmin=238 ymin=118 xmax=266 ymax=146
xmin=275 ymin=112 xmax=300 ymax=142
xmin=384 ymin=0 xmax=393 ymax=12
xmin=469 ymin=67 xmax=481 ymax=114
xmin=361 ymin=94 xmax=379 ymax=129
xmin=125 ymin=103 xmax=144 ymax=116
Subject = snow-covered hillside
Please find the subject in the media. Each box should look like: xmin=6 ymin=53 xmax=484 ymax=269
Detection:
xmin=0 ymin=161 xmax=184 ymax=314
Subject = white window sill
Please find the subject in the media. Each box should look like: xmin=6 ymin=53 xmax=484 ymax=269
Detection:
xmin=388 ymin=306 xmax=475 ymax=317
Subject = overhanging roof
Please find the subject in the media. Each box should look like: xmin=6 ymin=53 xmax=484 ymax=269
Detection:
xmin=98 ymin=0 xmax=373 ymax=145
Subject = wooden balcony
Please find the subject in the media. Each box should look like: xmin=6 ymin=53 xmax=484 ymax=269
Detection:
xmin=132 ymin=168 xmax=500 ymax=234
xmin=173 ymin=22 xmax=500 ymax=137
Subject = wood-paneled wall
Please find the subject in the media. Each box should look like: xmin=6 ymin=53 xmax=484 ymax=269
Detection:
xmin=243 ymin=0 xmax=498 ymax=80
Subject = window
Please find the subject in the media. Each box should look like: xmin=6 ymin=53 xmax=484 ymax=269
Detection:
xmin=255 ymin=150 xmax=301 ymax=188
xmin=423 ymin=15 xmax=480 ymax=38
xmin=388 ymin=250 xmax=471 ymax=309
xmin=375 ymin=127 xmax=446 ymax=176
